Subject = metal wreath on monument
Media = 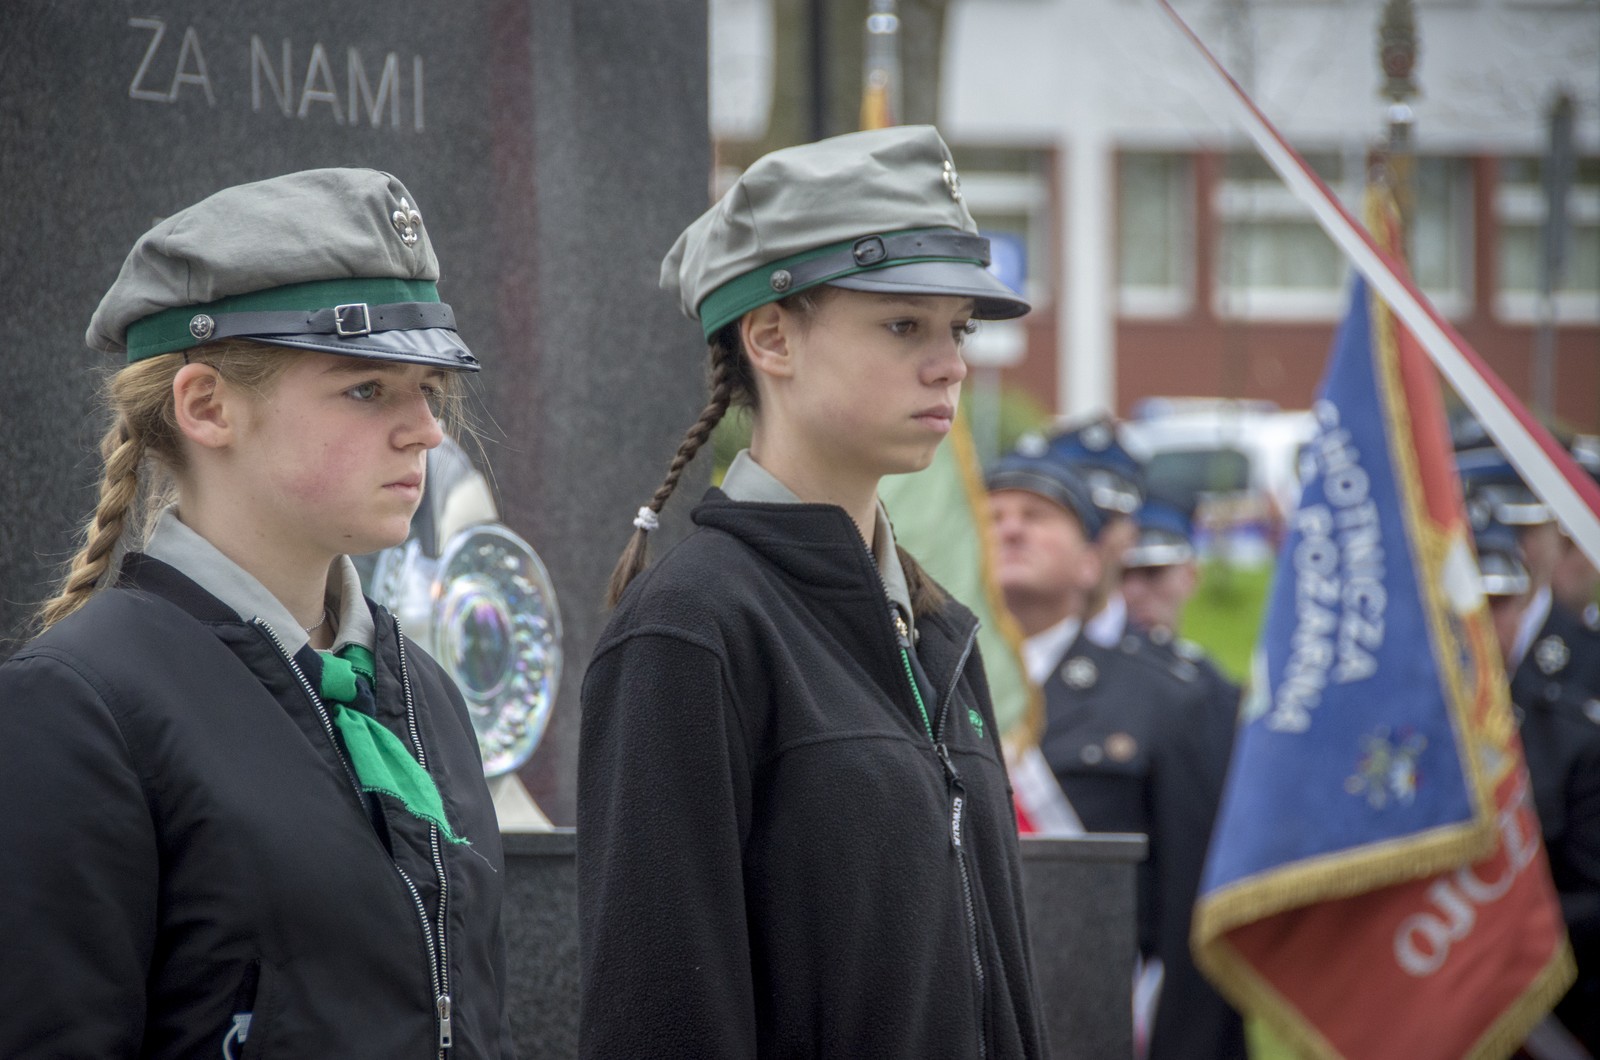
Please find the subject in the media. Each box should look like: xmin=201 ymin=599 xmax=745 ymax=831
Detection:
xmin=356 ymin=437 xmax=561 ymax=778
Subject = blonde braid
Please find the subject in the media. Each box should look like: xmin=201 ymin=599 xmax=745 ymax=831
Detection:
xmin=35 ymin=418 xmax=147 ymax=630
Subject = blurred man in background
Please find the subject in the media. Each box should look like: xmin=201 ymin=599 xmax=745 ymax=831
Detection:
xmin=1473 ymin=509 xmax=1600 ymax=1056
xmin=1458 ymin=444 xmax=1600 ymax=702
xmin=1120 ymin=493 xmax=1245 ymax=1060
xmin=989 ymin=443 xmax=1246 ymax=1060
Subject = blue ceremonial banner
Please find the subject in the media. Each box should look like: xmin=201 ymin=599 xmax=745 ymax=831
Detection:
xmin=1204 ymin=279 xmax=1488 ymax=889
xmin=1191 ymin=194 xmax=1571 ymax=1059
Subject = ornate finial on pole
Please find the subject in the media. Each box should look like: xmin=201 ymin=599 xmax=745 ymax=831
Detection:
xmin=1376 ymin=0 xmax=1420 ymax=236
xmin=860 ymin=0 xmax=901 ymax=131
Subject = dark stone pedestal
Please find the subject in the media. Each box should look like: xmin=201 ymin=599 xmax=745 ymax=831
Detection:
xmin=501 ymin=830 xmax=1146 ymax=1058
xmin=1020 ymin=833 xmax=1147 ymax=1059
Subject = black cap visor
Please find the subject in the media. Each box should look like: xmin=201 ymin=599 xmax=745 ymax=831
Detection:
xmin=253 ymin=327 xmax=480 ymax=372
xmin=828 ymin=260 xmax=1030 ymax=320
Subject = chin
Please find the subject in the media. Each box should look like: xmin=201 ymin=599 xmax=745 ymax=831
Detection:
xmin=881 ymin=445 xmax=940 ymax=477
xmin=348 ymin=523 xmax=413 ymax=557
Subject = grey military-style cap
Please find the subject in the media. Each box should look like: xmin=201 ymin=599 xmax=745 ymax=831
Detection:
xmin=88 ymin=168 xmax=479 ymax=371
xmin=662 ymin=125 xmax=1030 ymax=339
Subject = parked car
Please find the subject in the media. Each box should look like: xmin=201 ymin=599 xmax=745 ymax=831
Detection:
xmin=1122 ymin=398 xmax=1316 ymax=566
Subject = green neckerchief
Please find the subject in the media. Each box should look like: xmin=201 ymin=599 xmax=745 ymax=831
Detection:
xmin=318 ymin=644 xmax=468 ymax=845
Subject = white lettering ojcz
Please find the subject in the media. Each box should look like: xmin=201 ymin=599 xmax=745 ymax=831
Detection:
xmin=1391 ymin=777 xmax=1543 ymax=977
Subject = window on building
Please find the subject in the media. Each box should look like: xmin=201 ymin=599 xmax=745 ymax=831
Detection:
xmin=1496 ymin=155 xmax=1600 ymax=324
xmin=1215 ymin=150 xmax=1353 ymax=320
xmin=1117 ymin=152 xmax=1193 ymax=317
xmin=1410 ymin=156 xmax=1474 ymax=315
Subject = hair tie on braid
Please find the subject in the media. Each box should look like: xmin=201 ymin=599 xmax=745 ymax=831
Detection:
xmin=633 ymin=507 xmax=660 ymax=533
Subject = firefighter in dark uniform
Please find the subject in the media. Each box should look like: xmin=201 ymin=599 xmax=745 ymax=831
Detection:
xmin=1554 ymin=435 xmax=1600 ymax=628
xmin=1016 ymin=414 xmax=1144 ymax=649
xmin=1475 ymin=511 xmax=1600 ymax=1056
xmin=1121 ymin=495 xmax=1246 ymax=1060
xmin=1123 ymin=495 xmax=1241 ymax=715
xmin=1458 ymin=445 xmax=1600 ymax=703
xmin=987 ymin=451 xmax=1246 ymax=1060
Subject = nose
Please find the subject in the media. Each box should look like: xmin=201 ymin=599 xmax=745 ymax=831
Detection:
xmin=397 ymin=390 xmax=445 ymax=451
xmin=924 ymin=332 xmax=970 ymax=387
xmin=991 ymin=506 xmax=1022 ymax=543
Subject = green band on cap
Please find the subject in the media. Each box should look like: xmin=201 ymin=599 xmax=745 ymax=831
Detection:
xmin=124 ymin=277 xmax=441 ymax=362
xmin=696 ymin=227 xmax=984 ymax=340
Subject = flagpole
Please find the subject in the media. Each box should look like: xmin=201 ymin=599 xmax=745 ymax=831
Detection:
xmin=1150 ymin=0 xmax=1600 ymax=573
xmin=1376 ymin=0 xmax=1419 ymax=239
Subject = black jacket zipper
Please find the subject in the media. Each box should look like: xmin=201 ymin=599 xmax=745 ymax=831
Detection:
xmin=864 ymin=550 xmax=988 ymax=1059
xmin=395 ymin=622 xmax=454 ymax=1054
xmin=254 ymin=617 xmax=453 ymax=1054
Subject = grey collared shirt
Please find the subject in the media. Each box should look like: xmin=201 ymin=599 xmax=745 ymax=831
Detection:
xmin=143 ymin=507 xmax=376 ymax=656
xmin=721 ymin=449 xmax=915 ymax=631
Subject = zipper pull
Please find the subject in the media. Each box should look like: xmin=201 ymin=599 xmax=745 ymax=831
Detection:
xmin=936 ymin=743 xmax=966 ymax=850
xmin=437 ymin=993 xmax=453 ymax=1049
xmin=891 ymin=608 xmax=912 ymax=648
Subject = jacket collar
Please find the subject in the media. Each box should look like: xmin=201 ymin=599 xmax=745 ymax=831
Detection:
xmin=720 ymin=449 xmax=914 ymax=625
xmin=690 ymin=488 xmax=979 ymax=688
xmin=142 ymin=507 xmax=375 ymax=655
xmin=693 ymin=487 xmax=898 ymax=599
xmin=117 ymin=552 xmax=243 ymax=625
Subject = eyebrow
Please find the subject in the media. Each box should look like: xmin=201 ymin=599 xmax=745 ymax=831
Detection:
xmin=321 ymin=359 xmax=447 ymax=384
xmin=867 ymin=294 xmax=979 ymax=314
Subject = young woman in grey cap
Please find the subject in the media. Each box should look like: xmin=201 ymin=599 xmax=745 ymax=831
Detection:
xmin=580 ymin=126 xmax=1048 ymax=1058
xmin=0 ymin=170 xmax=512 ymax=1057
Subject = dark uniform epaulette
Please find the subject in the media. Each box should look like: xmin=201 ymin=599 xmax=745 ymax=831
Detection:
xmin=1118 ymin=630 xmax=1199 ymax=685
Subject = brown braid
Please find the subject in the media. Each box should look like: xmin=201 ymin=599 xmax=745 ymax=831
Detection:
xmin=896 ymin=546 xmax=949 ymax=617
xmin=606 ymin=343 xmax=739 ymax=607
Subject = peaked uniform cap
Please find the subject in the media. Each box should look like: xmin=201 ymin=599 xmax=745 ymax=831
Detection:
xmin=1015 ymin=414 xmax=1144 ymax=516
xmin=986 ymin=452 xmax=1105 ymax=541
xmin=1125 ymin=498 xmax=1197 ymax=569
xmin=662 ymin=125 xmax=1029 ymax=338
xmin=88 ymin=167 xmax=478 ymax=371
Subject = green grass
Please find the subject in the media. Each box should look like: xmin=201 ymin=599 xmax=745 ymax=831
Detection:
xmin=1179 ymin=560 xmax=1276 ymax=682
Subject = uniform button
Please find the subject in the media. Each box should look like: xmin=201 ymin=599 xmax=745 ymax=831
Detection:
xmin=1080 ymin=744 xmax=1104 ymax=765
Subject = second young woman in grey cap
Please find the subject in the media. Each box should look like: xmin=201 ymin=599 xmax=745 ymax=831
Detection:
xmin=0 ymin=169 xmax=512 ymax=1056
xmin=580 ymin=126 xmax=1047 ymax=1058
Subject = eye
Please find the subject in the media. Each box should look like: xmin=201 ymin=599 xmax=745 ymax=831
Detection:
xmin=953 ymin=319 xmax=978 ymax=344
xmin=887 ymin=319 xmax=918 ymax=337
xmin=421 ymin=383 xmax=447 ymax=418
xmin=347 ymin=380 xmax=381 ymax=401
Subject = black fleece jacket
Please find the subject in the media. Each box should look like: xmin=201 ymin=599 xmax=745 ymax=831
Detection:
xmin=578 ymin=490 xmax=1047 ymax=1059
xmin=0 ymin=556 xmax=513 ymax=1058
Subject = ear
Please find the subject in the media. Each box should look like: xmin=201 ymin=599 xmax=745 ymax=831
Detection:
xmin=1077 ymin=543 xmax=1105 ymax=594
xmin=1177 ymin=559 xmax=1200 ymax=597
xmin=172 ymin=362 xmax=235 ymax=450
xmin=740 ymin=302 xmax=796 ymax=382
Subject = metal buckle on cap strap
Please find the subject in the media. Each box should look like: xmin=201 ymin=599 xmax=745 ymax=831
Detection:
xmin=783 ymin=230 xmax=991 ymax=291
xmin=334 ymin=303 xmax=372 ymax=337
xmin=852 ymin=236 xmax=888 ymax=267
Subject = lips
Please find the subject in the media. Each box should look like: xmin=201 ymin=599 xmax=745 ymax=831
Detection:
xmin=385 ymin=471 xmax=424 ymax=491
xmin=913 ymin=404 xmax=956 ymax=432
